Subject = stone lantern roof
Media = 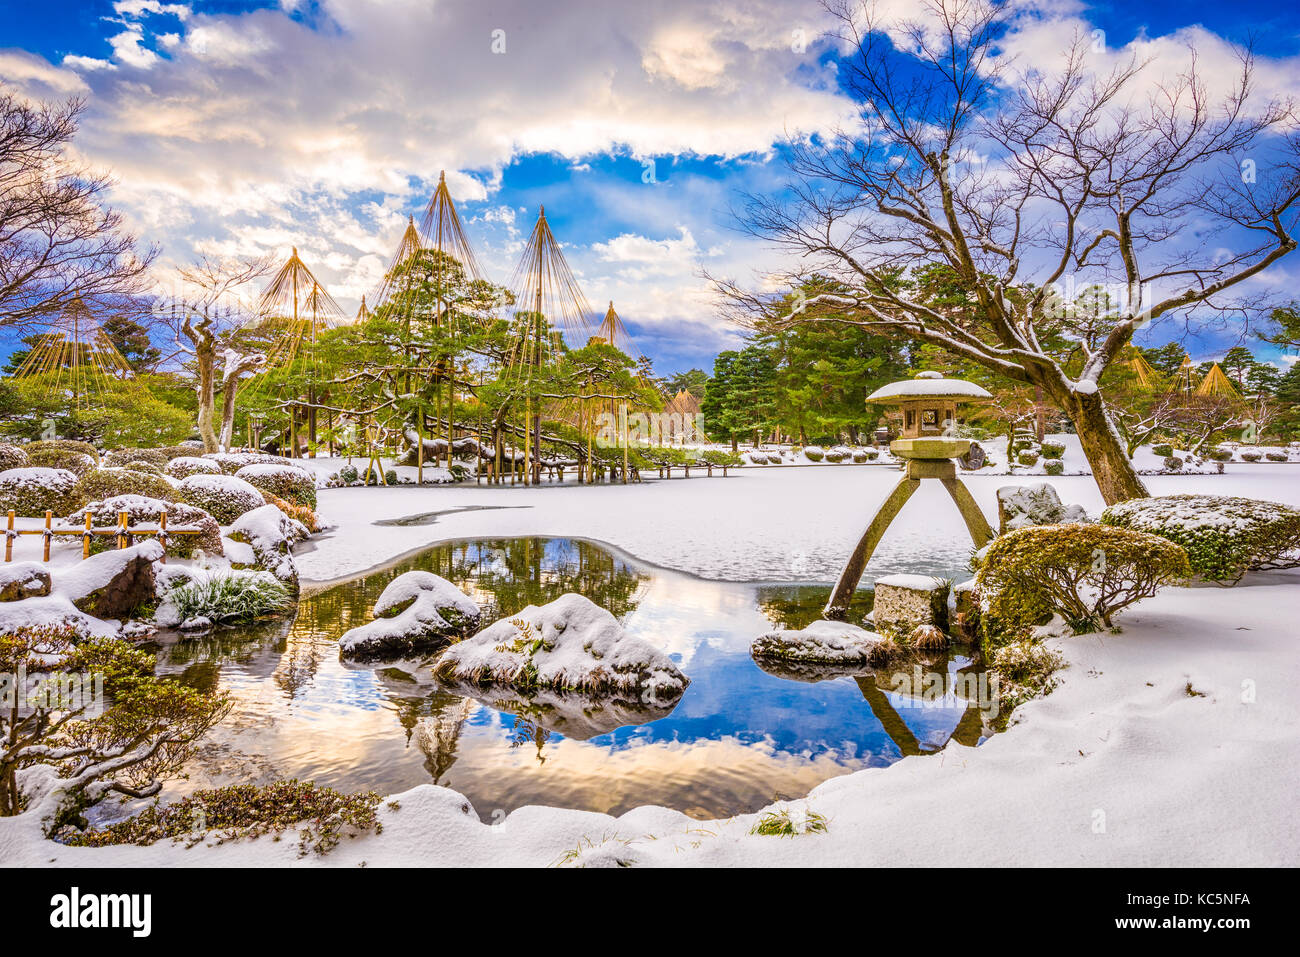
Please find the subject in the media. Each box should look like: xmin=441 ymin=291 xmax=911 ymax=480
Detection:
xmin=866 ymin=370 xmax=993 ymax=404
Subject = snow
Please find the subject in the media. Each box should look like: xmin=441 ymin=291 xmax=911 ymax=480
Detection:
xmin=228 ymin=504 xmax=307 ymax=581
xmin=432 ymin=593 xmax=689 ymax=698
xmin=234 ymin=463 xmax=316 ymax=484
xmin=56 ymin=539 xmax=164 ymax=606
xmin=339 ymin=570 xmax=480 ymax=658
xmin=3 ymin=465 xmax=1300 ymax=866
xmin=996 ymin=483 xmax=1091 ymax=531
xmin=866 ymin=377 xmax=993 ymax=401
xmin=873 ymin=573 xmax=947 ymax=591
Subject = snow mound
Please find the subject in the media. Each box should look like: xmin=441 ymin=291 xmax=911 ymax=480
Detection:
xmin=751 ymin=619 xmax=883 ymax=664
xmin=164 ymin=456 xmax=222 ymax=479
xmin=431 ymin=593 xmax=688 ymax=698
xmin=339 ymin=571 xmax=481 ymax=659
xmin=178 ymin=473 xmax=266 ymax=525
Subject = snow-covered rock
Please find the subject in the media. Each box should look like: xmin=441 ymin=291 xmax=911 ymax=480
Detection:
xmin=431 ymin=593 xmax=688 ymax=699
xmin=61 ymin=539 xmax=164 ymax=620
xmin=0 ymin=562 xmax=52 ymax=602
xmin=751 ymin=619 xmax=883 ymax=664
xmin=339 ymin=571 xmax=481 ymax=659
xmin=996 ymin=483 xmax=1090 ymax=533
xmin=228 ymin=504 xmax=307 ymax=583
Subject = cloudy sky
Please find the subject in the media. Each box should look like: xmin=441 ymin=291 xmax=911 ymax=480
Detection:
xmin=2 ymin=0 xmax=1299 ymax=374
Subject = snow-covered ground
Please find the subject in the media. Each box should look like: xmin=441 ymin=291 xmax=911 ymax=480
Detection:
xmin=3 ymin=461 xmax=1299 ymax=866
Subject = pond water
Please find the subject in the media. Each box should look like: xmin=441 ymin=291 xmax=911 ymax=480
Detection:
xmin=145 ymin=537 xmax=994 ymax=821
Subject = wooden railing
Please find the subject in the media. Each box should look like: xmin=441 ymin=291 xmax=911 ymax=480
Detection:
xmin=5 ymin=510 xmax=203 ymax=564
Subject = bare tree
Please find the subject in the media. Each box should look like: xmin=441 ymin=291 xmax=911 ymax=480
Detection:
xmin=157 ymin=254 xmax=275 ymax=452
xmin=0 ymin=87 xmax=155 ymax=329
xmin=716 ymin=0 xmax=1300 ymax=503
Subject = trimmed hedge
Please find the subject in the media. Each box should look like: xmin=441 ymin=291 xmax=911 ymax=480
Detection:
xmin=1039 ymin=442 xmax=1065 ymax=459
xmin=974 ymin=523 xmax=1189 ymax=637
xmin=1163 ymin=456 xmax=1183 ymax=471
xmin=71 ymin=495 xmax=223 ymax=559
xmin=1151 ymin=443 xmax=1173 ymax=458
xmin=178 ymin=474 xmax=267 ymax=525
xmin=803 ymin=446 xmax=825 ymax=462
xmin=0 ymin=444 xmax=29 ymax=471
xmin=1101 ymin=494 xmax=1300 ymax=583
xmin=73 ymin=469 xmax=178 ymax=507
xmin=0 ymin=467 xmax=80 ymax=516
xmin=203 ymin=452 xmax=295 ymax=475
xmin=165 ymin=456 xmax=223 ymax=480
xmin=235 ymin=464 xmax=317 ymax=509
xmin=1044 ymin=459 xmax=1064 ymax=476
xmin=1208 ymin=448 xmax=1233 ymax=462
xmin=25 ymin=445 xmax=97 ymax=476
xmin=1017 ymin=450 xmax=1040 ymax=466
xmin=26 ymin=439 xmax=98 ymax=460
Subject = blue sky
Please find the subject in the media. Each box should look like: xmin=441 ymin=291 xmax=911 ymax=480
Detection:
xmin=2 ymin=0 xmax=1299 ymax=376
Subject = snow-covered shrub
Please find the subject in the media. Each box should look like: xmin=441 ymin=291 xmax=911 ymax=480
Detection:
xmin=227 ymin=504 xmax=308 ymax=582
xmin=123 ymin=459 xmax=163 ymax=474
xmin=160 ymin=570 xmax=291 ymax=627
xmin=25 ymin=444 xmax=96 ymax=476
xmin=1163 ymin=456 xmax=1183 ymax=471
xmin=1208 ymin=448 xmax=1233 ymax=462
xmin=71 ymin=495 xmax=222 ymax=559
xmin=803 ymin=446 xmax=825 ymax=462
xmin=1152 ymin=443 xmax=1173 ymax=458
xmin=178 ymin=474 xmax=266 ymax=524
xmin=974 ymin=524 xmax=1189 ymax=635
xmin=990 ymin=639 xmax=1066 ymax=717
xmin=852 ymin=450 xmax=869 ymax=463
xmin=823 ymin=449 xmax=845 ymax=463
xmin=203 ymin=451 xmax=294 ymax=475
xmin=234 ymin=463 xmax=317 ymax=509
xmin=0 ymin=467 xmax=79 ymax=516
xmin=1044 ymin=459 xmax=1064 ymax=476
xmin=165 ymin=456 xmax=223 ymax=480
xmin=337 ymin=464 xmax=359 ymax=485
xmin=0 ymin=444 xmax=29 ymax=471
xmin=1101 ymin=494 xmax=1300 ymax=583
xmin=27 ymin=438 xmax=97 ymax=459
xmin=339 ymin=571 xmax=481 ymax=659
xmin=432 ymin=593 xmax=689 ymax=698
xmin=1266 ymin=451 xmax=1288 ymax=462
xmin=384 ymin=468 xmax=398 ymax=486
xmin=73 ymin=468 xmax=178 ymax=506
xmin=1240 ymin=451 xmax=1261 ymax=462
xmin=1039 ymin=442 xmax=1065 ymax=459
xmin=102 ymin=447 xmax=171 ymax=468
xmin=1017 ymin=450 xmax=1040 ymax=466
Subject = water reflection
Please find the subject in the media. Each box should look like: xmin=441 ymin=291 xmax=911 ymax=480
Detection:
xmin=149 ymin=537 xmax=991 ymax=820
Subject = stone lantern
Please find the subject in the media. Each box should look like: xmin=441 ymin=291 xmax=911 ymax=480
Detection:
xmin=824 ymin=371 xmax=996 ymax=620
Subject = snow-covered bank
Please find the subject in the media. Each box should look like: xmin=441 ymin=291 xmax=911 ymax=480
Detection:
xmin=4 ymin=566 xmax=1296 ymax=866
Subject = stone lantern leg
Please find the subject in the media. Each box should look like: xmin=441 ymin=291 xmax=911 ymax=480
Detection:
xmin=824 ymin=372 xmax=996 ymax=620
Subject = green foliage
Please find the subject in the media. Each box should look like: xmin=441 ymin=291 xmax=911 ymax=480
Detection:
xmin=750 ymin=808 xmax=829 ymax=837
xmin=1044 ymin=459 xmax=1064 ymax=475
xmin=165 ymin=572 xmax=292 ymax=624
xmin=1039 ymin=442 xmax=1065 ymax=459
xmin=975 ymin=523 xmax=1190 ymax=636
xmin=62 ymin=780 xmax=384 ymax=857
xmin=0 ymin=444 xmax=28 ymax=470
xmin=178 ymin=475 xmax=265 ymax=524
xmin=0 ymin=377 xmax=192 ymax=448
xmin=25 ymin=444 xmax=97 ymax=475
xmin=1101 ymin=494 xmax=1300 ymax=583
xmin=1163 ymin=456 xmax=1183 ymax=471
xmin=73 ymin=468 xmax=179 ymax=506
xmin=1152 ymin=443 xmax=1173 ymax=457
xmin=1016 ymin=450 xmax=1039 ymax=466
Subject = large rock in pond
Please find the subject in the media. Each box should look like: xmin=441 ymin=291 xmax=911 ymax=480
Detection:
xmin=872 ymin=574 xmax=950 ymax=637
xmin=64 ymin=539 xmax=163 ymax=620
xmin=339 ymin=571 xmax=481 ymax=659
xmin=431 ymin=593 xmax=688 ymax=700
xmin=227 ymin=504 xmax=307 ymax=584
xmin=0 ymin=562 xmax=52 ymax=602
xmin=751 ymin=619 xmax=884 ymax=665
xmin=996 ymin=483 xmax=1090 ymax=534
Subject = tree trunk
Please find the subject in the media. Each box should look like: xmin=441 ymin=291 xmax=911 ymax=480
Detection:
xmin=195 ymin=344 xmax=218 ymax=453
xmin=1061 ymin=388 xmax=1150 ymax=504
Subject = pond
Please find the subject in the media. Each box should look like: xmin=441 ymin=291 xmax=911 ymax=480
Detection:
xmin=144 ymin=537 xmax=995 ymax=821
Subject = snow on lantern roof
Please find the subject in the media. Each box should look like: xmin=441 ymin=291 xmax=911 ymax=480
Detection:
xmin=866 ymin=371 xmax=993 ymax=403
